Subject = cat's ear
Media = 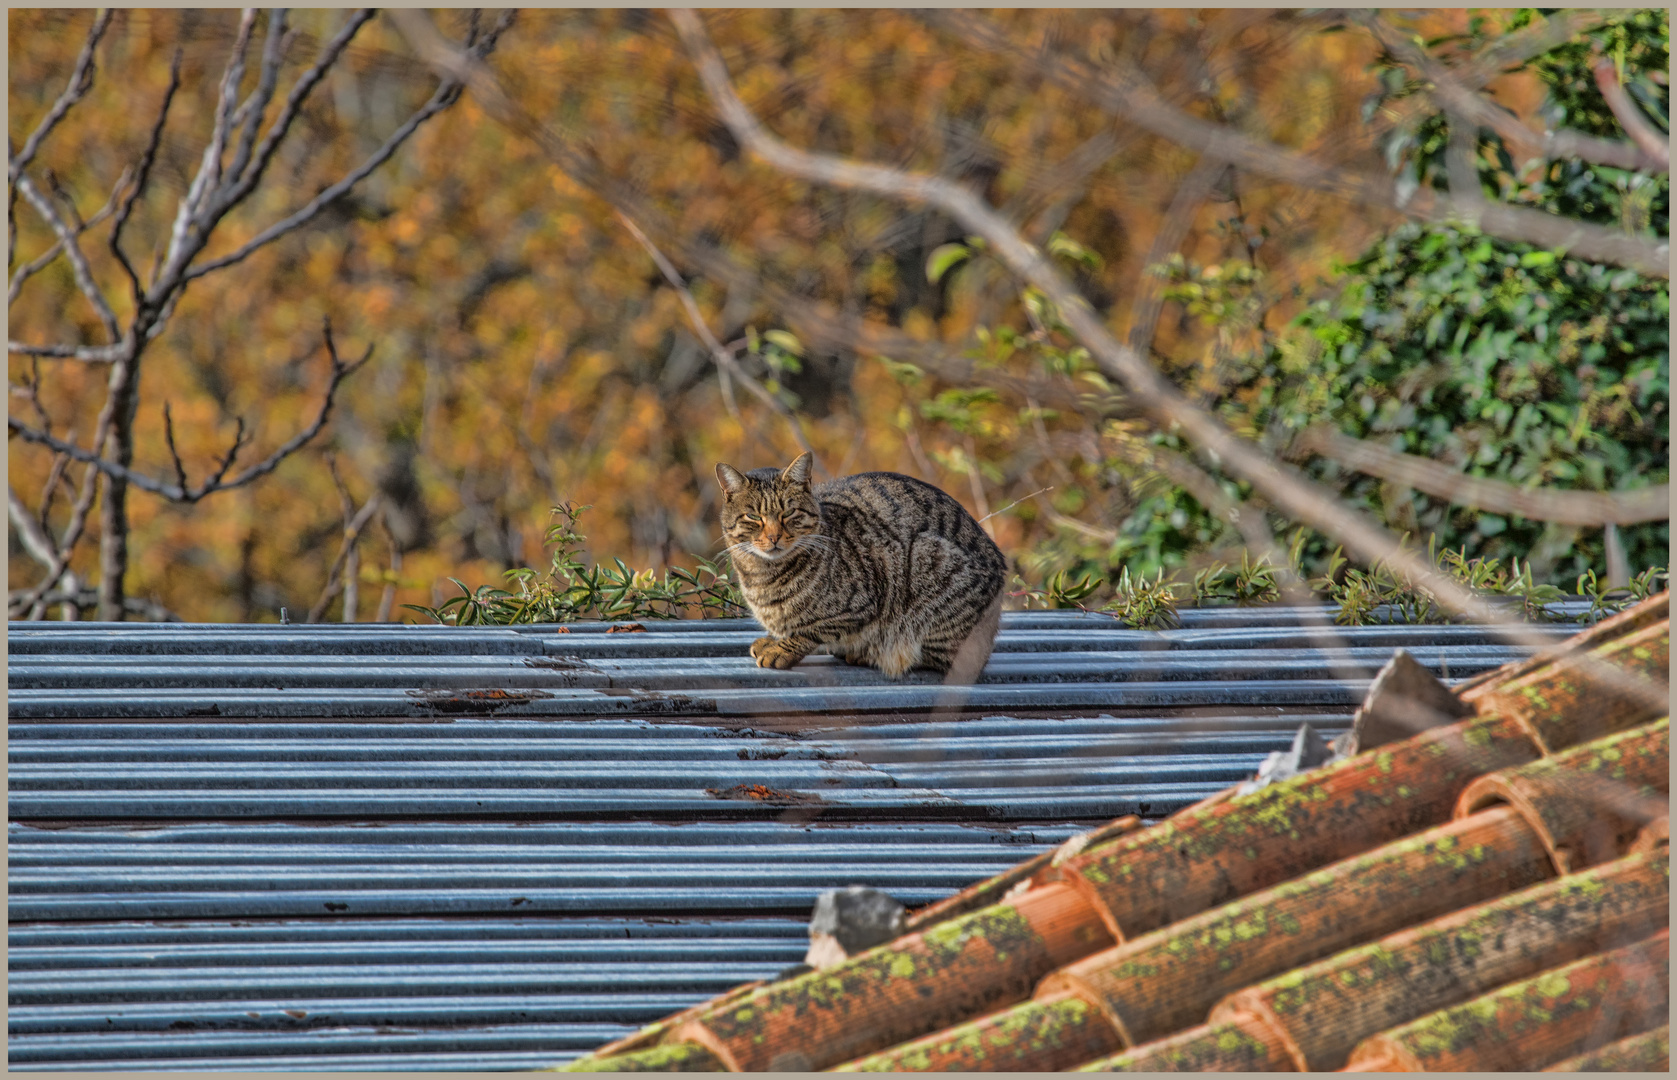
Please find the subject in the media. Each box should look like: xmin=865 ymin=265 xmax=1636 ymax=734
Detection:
xmin=781 ymin=452 xmax=814 ymax=488
xmin=715 ymin=463 xmax=748 ymax=496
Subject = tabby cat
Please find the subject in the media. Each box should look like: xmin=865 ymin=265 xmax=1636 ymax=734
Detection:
xmin=715 ymin=452 xmax=1006 ymax=682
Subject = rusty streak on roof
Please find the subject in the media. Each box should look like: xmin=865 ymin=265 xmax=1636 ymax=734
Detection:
xmin=564 ymin=592 xmax=1670 ymax=1073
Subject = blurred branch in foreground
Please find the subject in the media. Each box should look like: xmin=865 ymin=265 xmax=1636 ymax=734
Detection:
xmin=1296 ymin=425 xmax=1671 ymax=528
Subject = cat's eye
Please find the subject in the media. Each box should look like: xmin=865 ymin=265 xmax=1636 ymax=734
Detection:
xmin=740 ymin=514 xmax=762 ymax=524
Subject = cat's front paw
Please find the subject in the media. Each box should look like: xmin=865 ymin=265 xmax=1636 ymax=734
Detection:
xmin=750 ymin=636 xmax=807 ymax=669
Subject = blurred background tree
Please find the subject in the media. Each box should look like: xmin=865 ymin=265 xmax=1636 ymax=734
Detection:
xmin=9 ymin=8 xmax=1668 ymax=622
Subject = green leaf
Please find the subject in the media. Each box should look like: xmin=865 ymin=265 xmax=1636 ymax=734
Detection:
xmin=1047 ymin=231 xmax=1103 ymax=270
xmin=763 ymin=330 xmax=804 ymax=356
xmin=926 ymin=243 xmax=971 ymax=285
xmin=878 ymin=357 xmax=925 ymax=384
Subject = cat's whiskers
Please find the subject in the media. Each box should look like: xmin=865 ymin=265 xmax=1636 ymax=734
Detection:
xmin=791 ymin=534 xmax=832 ymax=557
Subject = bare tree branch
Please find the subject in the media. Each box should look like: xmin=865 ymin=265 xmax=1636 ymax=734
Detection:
xmin=9 ymin=402 xmax=113 ymax=621
xmin=306 ymin=482 xmax=383 ymax=623
xmin=615 ymin=211 xmax=818 ymax=464
xmin=160 ymin=8 xmax=258 ymax=279
xmin=224 ymin=10 xmax=293 ymax=192
xmin=8 ymin=322 xmax=372 ymax=504
xmin=212 ymin=10 xmax=376 ymax=219
xmin=1297 ymin=425 xmax=1672 ymax=526
xmin=7 ymin=341 xmax=123 ymax=362
xmin=8 ymin=10 xmax=113 ymax=183
xmin=13 ymin=173 xmax=122 ymax=343
xmin=11 ymin=164 xmax=127 ymax=305
xmin=160 ymin=402 xmax=192 ymax=495
xmin=1594 ymin=58 xmax=1671 ymax=171
xmin=8 ymin=484 xmax=59 ymax=568
xmin=387 ymin=8 xmax=1104 ymax=448
xmin=7 ymin=10 xmax=477 ymax=619
xmin=110 ymin=48 xmax=183 ymax=303
xmin=184 ymin=15 xmax=509 ymax=283
xmin=8 ymin=9 xmax=114 ymax=266
xmin=1361 ymin=14 xmax=1665 ymax=175
xmin=925 ymin=11 xmax=1669 ymax=277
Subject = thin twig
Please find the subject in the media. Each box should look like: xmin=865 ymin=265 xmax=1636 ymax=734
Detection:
xmin=110 ymin=48 xmax=183 ymax=302
xmin=8 ymin=485 xmax=59 ymax=568
xmin=9 ymin=164 xmax=126 ymax=306
xmin=978 ymin=486 xmax=1052 ymax=525
xmin=186 ymin=28 xmax=479 ymax=281
xmin=224 ymin=11 xmax=292 ymax=191
xmin=307 ymin=460 xmax=383 ymax=623
xmin=1458 ymin=11 xmax=1605 ymax=88
xmin=7 ymin=322 xmax=372 ymax=504
xmin=9 ymin=10 xmax=113 ymax=184
xmin=386 ymin=8 xmax=1090 ymax=435
xmin=1129 ymin=153 xmax=1226 ymax=355
xmin=614 ymin=210 xmax=818 ymax=463
xmin=161 ymin=402 xmax=190 ymax=495
xmin=1594 ymin=59 xmax=1670 ymax=171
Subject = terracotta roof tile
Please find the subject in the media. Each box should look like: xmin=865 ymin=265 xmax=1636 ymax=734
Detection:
xmin=1342 ymin=929 xmax=1668 ymax=1071
xmin=1457 ymin=718 xmax=1669 ymax=873
xmin=1051 ymin=711 xmax=1540 ymax=944
xmin=1543 ymin=1024 xmax=1669 ymax=1072
xmin=562 ymin=593 xmax=1671 ymax=1072
xmin=1070 ymin=1008 xmax=1294 ymax=1072
xmin=1468 ymin=617 xmax=1668 ymax=753
xmin=1210 ymin=848 xmax=1669 ymax=1071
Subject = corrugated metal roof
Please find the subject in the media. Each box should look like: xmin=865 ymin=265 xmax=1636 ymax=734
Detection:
xmin=559 ymin=594 xmax=1671 ymax=1074
xmin=7 ymin=607 xmax=1586 ymax=1069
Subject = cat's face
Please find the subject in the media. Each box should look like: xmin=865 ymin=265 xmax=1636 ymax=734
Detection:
xmin=716 ymin=452 xmax=822 ymax=562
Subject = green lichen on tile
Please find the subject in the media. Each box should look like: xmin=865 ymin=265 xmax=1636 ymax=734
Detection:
xmin=554 ymin=1042 xmax=721 ymax=1072
xmin=1549 ymin=1026 xmax=1670 ymax=1071
xmin=1499 ymin=717 xmax=1667 ymax=791
xmin=844 ymin=996 xmax=1104 ymax=1071
xmin=1462 ymin=723 xmax=1494 ymax=748
xmin=1076 ymin=1023 xmax=1274 ymax=1071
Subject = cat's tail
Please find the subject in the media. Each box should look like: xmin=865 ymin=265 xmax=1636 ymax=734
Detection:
xmin=940 ymin=590 xmax=1003 ymax=690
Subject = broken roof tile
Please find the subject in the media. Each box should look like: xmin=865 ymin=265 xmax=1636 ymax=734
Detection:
xmin=1470 ymin=619 xmax=1668 ymax=753
xmin=1457 ymin=717 xmax=1669 ymax=873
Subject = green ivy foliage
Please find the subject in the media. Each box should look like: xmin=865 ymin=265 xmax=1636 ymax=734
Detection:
xmin=1198 ymin=9 xmax=1670 ymax=585
xmin=1273 ymin=223 xmax=1669 ymax=578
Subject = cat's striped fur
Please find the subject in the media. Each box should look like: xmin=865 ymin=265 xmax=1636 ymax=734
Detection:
xmin=716 ymin=452 xmax=1006 ymax=681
